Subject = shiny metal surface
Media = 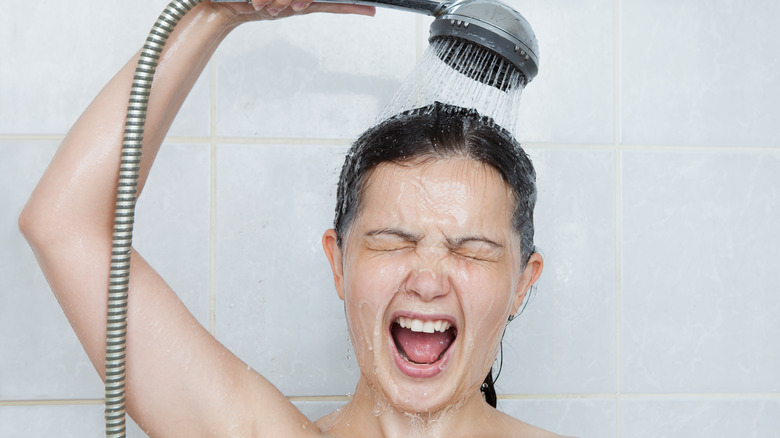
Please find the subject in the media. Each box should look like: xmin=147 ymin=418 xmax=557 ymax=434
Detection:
xmin=430 ymin=0 xmax=539 ymax=82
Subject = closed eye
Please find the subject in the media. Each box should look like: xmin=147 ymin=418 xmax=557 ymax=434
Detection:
xmin=451 ymin=249 xmax=501 ymax=262
xmin=447 ymin=236 xmax=504 ymax=262
xmin=363 ymin=228 xmax=421 ymax=252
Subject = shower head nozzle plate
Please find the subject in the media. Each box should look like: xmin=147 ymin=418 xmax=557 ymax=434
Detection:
xmin=429 ymin=0 xmax=539 ymax=83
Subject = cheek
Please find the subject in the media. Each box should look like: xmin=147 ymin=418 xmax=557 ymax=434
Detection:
xmin=452 ymin=260 xmax=516 ymax=319
xmin=452 ymin=261 xmax=516 ymax=376
xmin=342 ymin=254 xmax=412 ymax=358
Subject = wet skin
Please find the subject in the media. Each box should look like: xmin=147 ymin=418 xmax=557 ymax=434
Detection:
xmin=322 ymin=157 xmax=544 ymax=434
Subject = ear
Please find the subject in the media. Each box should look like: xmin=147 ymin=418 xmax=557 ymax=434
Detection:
xmin=322 ymin=228 xmax=346 ymax=301
xmin=511 ymin=252 xmax=544 ymax=314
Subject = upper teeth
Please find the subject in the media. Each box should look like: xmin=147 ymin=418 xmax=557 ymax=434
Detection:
xmin=396 ymin=317 xmax=452 ymax=333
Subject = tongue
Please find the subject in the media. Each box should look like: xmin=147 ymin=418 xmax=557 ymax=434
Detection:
xmin=392 ymin=324 xmax=454 ymax=364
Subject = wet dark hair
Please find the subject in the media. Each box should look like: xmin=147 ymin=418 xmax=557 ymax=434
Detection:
xmin=333 ymin=102 xmax=537 ymax=408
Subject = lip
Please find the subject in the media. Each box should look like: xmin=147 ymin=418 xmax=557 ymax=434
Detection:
xmin=388 ymin=311 xmax=458 ymax=379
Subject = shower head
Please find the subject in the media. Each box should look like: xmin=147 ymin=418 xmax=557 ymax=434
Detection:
xmin=429 ymin=0 xmax=539 ymax=86
xmin=213 ymin=0 xmax=539 ymax=86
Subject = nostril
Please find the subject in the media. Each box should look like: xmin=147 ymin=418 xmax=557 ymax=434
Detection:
xmin=405 ymin=267 xmax=451 ymax=301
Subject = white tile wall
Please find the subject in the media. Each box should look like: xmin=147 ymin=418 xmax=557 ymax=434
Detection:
xmin=2 ymin=0 xmax=779 ymax=437
xmin=500 ymin=398 xmax=618 ymax=438
xmin=509 ymin=0 xmax=617 ymax=144
xmin=621 ymin=398 xmax=780 ymax=438
xmin=622 ymin=150 xmax=780 ymax=394
xmin=622 ymin=0 xmax=780 ymax=147
xmin=215 ymin=142 xmax=360 ymax=396
xmin=500 ymin=148 xmax=617 ymax=395
xmin=216 ymin=10 xmax=418 ymax=139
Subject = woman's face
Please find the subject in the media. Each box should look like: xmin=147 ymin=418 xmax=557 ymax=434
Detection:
xmin=323 ymin=157 xmax=542 ymax=413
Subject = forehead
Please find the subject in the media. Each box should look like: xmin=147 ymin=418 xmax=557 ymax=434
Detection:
xmin=356 ymin=158 xmax=514 ymax=233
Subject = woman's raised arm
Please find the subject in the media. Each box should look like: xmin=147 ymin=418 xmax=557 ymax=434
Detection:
xmin=18 ymin=2 xmax=373 ymax=436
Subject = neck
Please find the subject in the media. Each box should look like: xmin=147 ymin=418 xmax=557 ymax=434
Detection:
xmin=316 ymin=377 xmax=496 ymax=438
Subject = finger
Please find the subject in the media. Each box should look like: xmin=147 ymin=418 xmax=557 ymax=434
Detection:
xmin=289 ymin=0 xmax=314 ymax=12
xmin=303 ymin=3 xmax=376 ymax=16
xmin=247 ymin=0 xmax=270 ymax=11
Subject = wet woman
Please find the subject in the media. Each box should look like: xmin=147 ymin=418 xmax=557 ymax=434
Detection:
xmin=19 ymin=1 xmax=563 ymax=436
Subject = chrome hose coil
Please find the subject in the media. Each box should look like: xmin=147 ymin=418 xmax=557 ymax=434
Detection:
xmin=106 ymin=1 xmax=204 ymax=436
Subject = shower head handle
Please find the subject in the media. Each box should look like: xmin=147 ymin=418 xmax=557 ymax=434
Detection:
xmin=315 ymin=0 xmax=450 ymax=15
xmin=211 ymin=0 xmax=451 ymax=16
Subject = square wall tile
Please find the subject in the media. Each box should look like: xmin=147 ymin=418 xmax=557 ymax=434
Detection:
xmin=215 ymin=10 xmax=418 ymax=139
xmin=508 ymin=0 xmax=615 ymax=144
xmin=622 ymin=151 xmax=780 ymax=393
xmin=499 ymin=148 xmax=617 ymax=395
xmin=622 ymin=0 xmax=780 ymax=147
xmin=500 ymin=398 xmax=617 ymax=438
xmin=215 ymin=143 xmax=359 ymax=396
xmin=0 ymin=1 xmax=209 ymax=137
xmin=133 ymin=142 xmax=212 ymax=327
xmin=622 ymin=398 xmax=780 ymax=438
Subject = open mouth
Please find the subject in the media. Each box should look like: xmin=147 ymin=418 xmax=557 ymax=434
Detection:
xmin=390 ymin=316 xmax=457 ymax=366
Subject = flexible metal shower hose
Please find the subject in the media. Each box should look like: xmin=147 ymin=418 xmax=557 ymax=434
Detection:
xmin=106 ymin=1 xmax=204 ymax=436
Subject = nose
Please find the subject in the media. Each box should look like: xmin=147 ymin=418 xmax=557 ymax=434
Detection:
xmin=404 ymin=249 xmax=451 ymax=302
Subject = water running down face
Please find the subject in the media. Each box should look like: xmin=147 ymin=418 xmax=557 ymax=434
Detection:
xmin=323 ymin=158 xmax=542 ymax=414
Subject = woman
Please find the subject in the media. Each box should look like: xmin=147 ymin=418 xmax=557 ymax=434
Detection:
xmin=19 ymin=1 xmax=560 ymax=436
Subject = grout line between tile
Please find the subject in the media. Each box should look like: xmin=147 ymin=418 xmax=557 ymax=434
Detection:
xmin=498 ymin=394 xmax=617 ymax=400
xmin=209 ymin=57 xmax=218 ymax=337
xmin=287 ymin=395 xmax=351 ymax=403
xmin=620 ymin=392 xmax=780 ymax=400
xmin=3 ymin=392 xmax=776 ymax=408
xmin=0 ymin=134 xmax=64 ymax=141
xmin=614 ymin=0 xmax=623 ymax=436
xmin=0 ymin=399 xmax=104 ymax=407
xmin=3 ymin=133 xmax=776 ymax=154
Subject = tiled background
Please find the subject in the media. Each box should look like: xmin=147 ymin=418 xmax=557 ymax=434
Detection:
xmin=2 ymin=0 xmax=779 ymax=436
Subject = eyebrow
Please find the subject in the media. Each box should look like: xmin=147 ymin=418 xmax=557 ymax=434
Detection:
xmin=445 ymin=235 xmax=504 ymax=249
xmin=364 ymin=228 xmax=423 ymax=242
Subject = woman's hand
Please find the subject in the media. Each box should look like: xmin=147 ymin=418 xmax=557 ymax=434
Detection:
xmin=211 ymin=0 xmax=375 ymax=24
